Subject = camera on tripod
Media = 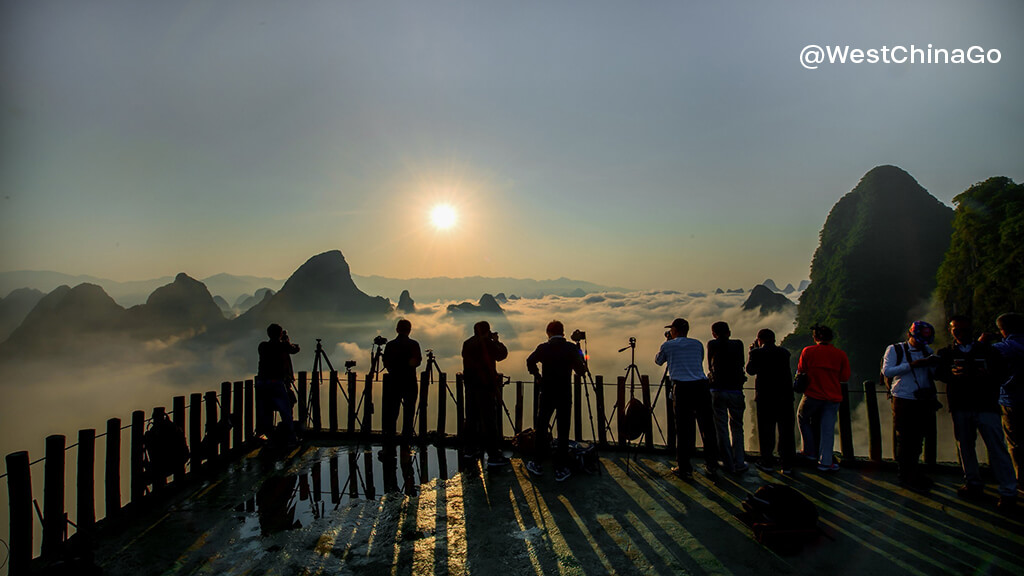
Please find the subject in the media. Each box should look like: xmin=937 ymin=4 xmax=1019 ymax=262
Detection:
xmin=571 ymin=329 xmax=586 ymax=343
xmin=344 ymin=360 xmax=357 ymax=370
xmin=373 ymin=335 xmax=388 ymax=346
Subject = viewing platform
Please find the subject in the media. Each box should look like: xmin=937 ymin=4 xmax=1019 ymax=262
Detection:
xmin=3 ymin=369 xmax=1023 ymax=575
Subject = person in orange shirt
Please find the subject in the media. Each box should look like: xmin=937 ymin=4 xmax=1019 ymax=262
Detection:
xmin=796 ymin=324 xmax=851 ymax=471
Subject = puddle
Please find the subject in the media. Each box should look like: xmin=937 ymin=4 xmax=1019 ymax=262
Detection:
xmin=234 ymin=444 xmax=472 ymax=535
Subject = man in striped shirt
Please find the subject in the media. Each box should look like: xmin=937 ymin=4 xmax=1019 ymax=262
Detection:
xmin=656 ymin=318 xmax=721 ymax=480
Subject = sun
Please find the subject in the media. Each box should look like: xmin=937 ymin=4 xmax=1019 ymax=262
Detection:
xmin=429 ymin=204 xmax=458 ymax=230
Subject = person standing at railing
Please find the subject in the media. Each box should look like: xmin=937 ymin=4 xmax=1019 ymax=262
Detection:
xmin=381 ymin=318 xmax=422 ymax=458
xmin=746 ymin=328 xmax=795 ymax=474
xmin=526 ymin=320 xmax=587 ymax=482
xmin=986 ymin=312 xmax=1024 ymax=494
xmin=656 ymin=317 xmax=721 ymax=481
xmin=935 ymin=315 xmax=1016 ymax=510
xmin=707 ymin=321 xmax=749 ymax=473
xmin=796 ymin=324 xmax=850 ymax=473
xmin=882 ymin=321 xmax=940 ymax=491
xmin=256 ymin=323 xmax=301 ymax=447
xmin=462 ymin=320 xmax=510 ymax=467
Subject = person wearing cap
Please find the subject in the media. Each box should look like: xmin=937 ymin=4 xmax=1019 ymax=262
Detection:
xmin=882 ymin=320 xmax=941 ymax=490
xmin=655 ymin=318 xmax=721 ymax=480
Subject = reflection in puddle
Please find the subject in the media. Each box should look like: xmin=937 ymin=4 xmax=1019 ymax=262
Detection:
xmin=236 ymin=444 xmax=464 ymax=534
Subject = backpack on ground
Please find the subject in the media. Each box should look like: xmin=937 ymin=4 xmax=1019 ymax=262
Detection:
xmin=567 ymin=440 xmax=601 ymax=475
xmin=143 ymin=411 xmax=190 ymax=481
xmin=512 ymin=428 xmax=537 ymax=460
xmin=740 ymin=483 xmax=818 ymax=554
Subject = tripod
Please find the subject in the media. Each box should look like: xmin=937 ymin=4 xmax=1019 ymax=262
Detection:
xmin=616 ymin=337 xmax=648 ymax=474
xmin=573 ymin=336 xmax=599 ymax=443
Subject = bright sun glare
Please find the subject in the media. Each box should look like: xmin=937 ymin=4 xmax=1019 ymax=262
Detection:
xmin=430 ymin=204 xmax=458 ymax=230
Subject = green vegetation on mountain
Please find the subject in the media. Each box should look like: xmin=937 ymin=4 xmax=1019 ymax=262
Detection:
xmin=936 ymin=177 xmax=1024 ymax=331
xmin=783 ymin=165 xmax=954 ymax=384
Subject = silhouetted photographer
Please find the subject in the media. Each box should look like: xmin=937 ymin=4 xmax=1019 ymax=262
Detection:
xmin=256 ymin=323 xmax=300 ymax=447
xmin=381 ymin=319 xmax=422 ymax=457
xmin=462 ymin=321 xmax=510 ymax=467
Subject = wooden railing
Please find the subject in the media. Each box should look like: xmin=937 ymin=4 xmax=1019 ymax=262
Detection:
xmin=2 ymin=373 xmax=933 ymax=574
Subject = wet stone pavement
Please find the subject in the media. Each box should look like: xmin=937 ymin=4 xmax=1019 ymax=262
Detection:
xmin=94 ymin=443 xmax=1024 ymax=576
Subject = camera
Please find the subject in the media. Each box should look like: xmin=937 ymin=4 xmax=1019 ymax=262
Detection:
xmin=665 ymin=330 xmax=672 ymax=340
xmin=571 ymin=329 xmax=586 ymax=342
xmin=373 ymin=335 xmax=388 ymax=346
xmin=344 ymin=360 xmax=357 ymax=369
xmin=490 ymin=331 xmax=500 ymax=341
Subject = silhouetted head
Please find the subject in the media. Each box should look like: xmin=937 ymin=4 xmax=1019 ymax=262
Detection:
xmin=267 ymin=323 xmax=283 ymax=340
xmin=474 ymin=321 xmax=491 ymax=338
xmin=396 ymin=319 xmax=412 ymax=336
xmin=666 ymin=318 xmax=689 ymax=338
xmin=756 ymin=328 xmax=776 ymax=345
xmin=997 ymin=313 xmax=1024 ymax=336
xmin=908 ymin=321 xmax=934 ymax=347
xmin=711 ymin=321 xmax=730 ymax=339
xmin=811 ymin=324 xmax=834 ymax=344
xmin=546 ymin=320 xmax=564 ymax=337
xmin=948 ymin=315 xmax=972 ymax=345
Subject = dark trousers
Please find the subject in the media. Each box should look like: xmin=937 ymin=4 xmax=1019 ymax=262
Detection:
xmin=1003 ymin=405 xmax=1024 ymax=486
xmin=465 ymin=384 xmax=502 ymax=457
xmin=254 ymin=378 xmax=295 ymax=441
xmin=893 ymin=397 xmax=933 ymax=481
xmin=673 ymin=380 xmax=720 ymax=472
xmin=535 ymin=391 xmax=571 ymax=469
xmin=382 ymin=374 xmax=418 ymax=451
xmin=756 ymin=396 xmax=796 ymax=469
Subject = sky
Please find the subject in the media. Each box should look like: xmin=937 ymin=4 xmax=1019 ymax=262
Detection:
xmin=2 ymin=0 xmax=1023 ymax=291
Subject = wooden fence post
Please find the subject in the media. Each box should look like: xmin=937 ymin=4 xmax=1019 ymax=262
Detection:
xmin=310 ymin=370 xmax=322 ymax=431
xmin=298 ymin=371 xmax=308 ymax=431
xmin=172 ymin=396 xmax=186 ymax=481
xmin=220 ymin=381 xmax=232 ymax=456
xmin=329 ymin=370 xmax=340 ymax=433
xmin=864 ymin=381 xmax=883 ymax=463
xmin=347 ymin=371 xmax=358 ymax=434
xmin=105 ymin=418 xmax=121 ymax=518
xmin=418 ymin=370 xmax=430 ymax=440
xmin=515 ymin=381 xmax=524 ymax=434
xmin=839 ymin=381 xmax=855 ymax=462
xmin=6 ymin=451 xmax=32 ymax=576
xmin=456 ymin=374 xmax=465 ymax=441
xmin=664 ymin=376 xmax=676 ymax=453
xmin=641 ymin=375 xmax=653 ymax=449
xmin=616 ymin=377 xmax=627 ymax=448
xmin=77 ymin=429 xmax=96 ymax=535
xmin=574 ymin=373 xmax=583 ymax=441
xmin=244 ymin=380 xmax=255 ymax=443
xmin=204 ymin=391 xmax=218 ymax=462
xmin=42 ymin=434 xmax=66 ymax=561
xmin=595 ymin=375 xmax=608 ymax=447
xmin=362 ymin=373 xmax=374 ymax=436
xmin=131 ymin=410 xmax=145 ymax=504
xmin=189 ymin=393 xmax=202 ymax=470
xmin=437 ymin=372 xmax=448 ymax=438
xmin=233 ymin=381 xmax=244 ymax=450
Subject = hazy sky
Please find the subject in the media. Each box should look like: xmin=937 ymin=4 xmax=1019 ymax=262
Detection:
xmin=2 ymin=0 xmax=1022 ymax=291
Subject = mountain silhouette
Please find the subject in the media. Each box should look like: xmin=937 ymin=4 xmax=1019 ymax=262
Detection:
xmin=782 ymin=283 xmax=796 ymax=294
xmin=447 ymin=294 xmax=505 ymax=315
xmin=0 ymin=284 xmax=128 ymax=358
xmin=783 ymin=165 xmax=954 ymax=383
xmin=126 ymin=273 xmax=228 ymax=339
xmin=742 ymin=285 xmax=795 ymax=316
xmin=0 ymin=288 xmax=45 ymax=343
xmin=397 ymin=290 xmax=416 ymax=314
xmin=762 ymin=279 xmax=780 ymax=292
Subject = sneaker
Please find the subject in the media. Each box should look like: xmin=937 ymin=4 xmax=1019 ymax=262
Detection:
xmin=755 ymin=462 xmax=775 ymax=473
xmin=957 ymin=484 xmax=984 ymax=500
xmin=733 ymin=462 xmax=750 ymax=473
xmin=526 ymin=461 xmax=544 ymax=477
xmin=817 ymin=463 xmax=840 ymax=472
xmin=555 ymin=467 xmax=572 ymax=482
xmin=487 ymin=454 xmax=511 ymax=467
xmin=670 ymin=466 xmax=694 ymax=480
